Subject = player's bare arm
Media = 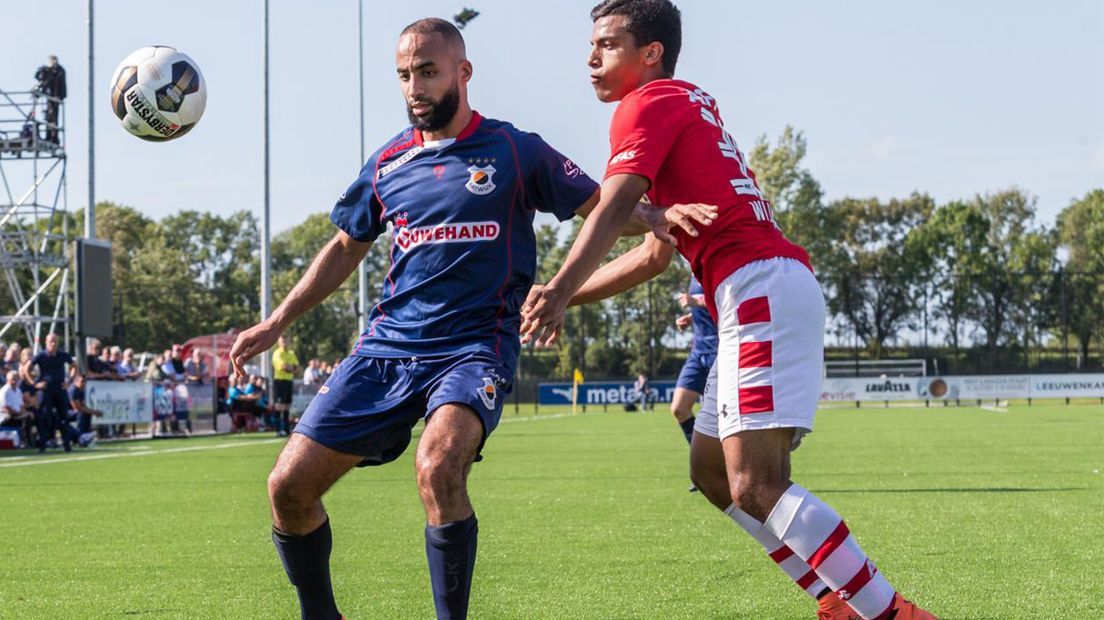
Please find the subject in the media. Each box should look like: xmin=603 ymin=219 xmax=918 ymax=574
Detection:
xmin=574 ymin=188 xmax=717 ymax=243
xmin=520 ymin=172 xmax=649 ymax=346
xmin=230 ymin=230 xmax=371 ymax=376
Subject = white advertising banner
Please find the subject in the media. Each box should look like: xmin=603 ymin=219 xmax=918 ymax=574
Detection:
xmin=820 ymin=373 xmax=1104 ymax=402
xmin=86 ymin=381 xmax=152 ymax=425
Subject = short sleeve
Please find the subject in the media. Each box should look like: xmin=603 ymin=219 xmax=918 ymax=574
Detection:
xmin=330 ymin=155 xmax=387 ymax=242
xmin=604 ymin=89 xmax=691 ymax=186
xmin=519 ymin=133 xmax=599 ymax=222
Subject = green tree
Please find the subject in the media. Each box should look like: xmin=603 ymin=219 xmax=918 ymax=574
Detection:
xmin=820 ymin=193 xmax=935 ymax=358
xmin=1056 ymin=189 xmax=1104 ymax=365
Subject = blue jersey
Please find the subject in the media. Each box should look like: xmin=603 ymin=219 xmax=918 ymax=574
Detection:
xmin=332 ymin=112 xmax=598 ymax=368
xmin=33 ymin=349 xmax=73 ymax=392
xmin=688 ymin=276 xmax=718 ymax=356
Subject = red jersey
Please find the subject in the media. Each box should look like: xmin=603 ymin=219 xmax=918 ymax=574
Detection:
xmin=604 ymin=79 xmax=812 ymax=320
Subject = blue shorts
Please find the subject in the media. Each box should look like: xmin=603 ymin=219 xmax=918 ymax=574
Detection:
xmin=676 ymin=350 xmax=716 ymax=394
xmin=294 ymin=351 xmax=513 ymax=466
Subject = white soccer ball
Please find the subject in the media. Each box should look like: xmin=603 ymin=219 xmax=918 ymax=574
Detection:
xmin=109 ymin=46 xmax=207 ymax=141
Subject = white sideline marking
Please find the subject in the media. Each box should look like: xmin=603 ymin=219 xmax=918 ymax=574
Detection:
xmin=980 ymin=405 xmax=1008 ymax=413
xmin=0 ymin=412 xmax=578 ymax=469
xmin=0 ymin=439 xmax=284 ymax=469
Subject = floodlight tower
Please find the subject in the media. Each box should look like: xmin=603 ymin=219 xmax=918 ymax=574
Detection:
xmin=0 ymin=89 xmax=72 ymax=352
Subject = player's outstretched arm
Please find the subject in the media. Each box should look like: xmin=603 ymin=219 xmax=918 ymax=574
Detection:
xmin=230 ymin=230 xmax=371 ymax=376
xmin=575 ymin=191 xmax=717 ymax=243
xmin=521 ymin=173 xmax=649 ymax=346
xmin=568 ymin=233 xmax=674 ymax=306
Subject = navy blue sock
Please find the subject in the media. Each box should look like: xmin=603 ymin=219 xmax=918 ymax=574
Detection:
xmin=425 ymin=513 xmax=478 ymax=619
xmin=678 ymin=416 xmax=696 ymax=444
xmin=272 ymin=519 xmax=341 ymax=620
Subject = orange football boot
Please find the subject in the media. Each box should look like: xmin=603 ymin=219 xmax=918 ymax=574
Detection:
xmin=817 ymin=591 xmax=938 ymax=620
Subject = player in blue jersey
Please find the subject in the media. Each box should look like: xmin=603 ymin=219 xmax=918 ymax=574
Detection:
xmin=673 ymin=275 xmax=717 ymax=491
xmin=229 ymin=18 xmax=713 ymax=620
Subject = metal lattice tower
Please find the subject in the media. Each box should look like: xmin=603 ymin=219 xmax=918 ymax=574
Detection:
xmin=0 ymin=88 xmax=71 ymax=353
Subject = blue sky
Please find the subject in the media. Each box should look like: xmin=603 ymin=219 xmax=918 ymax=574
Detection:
xmin=3 ymin=0 xmax=1101 ymax=235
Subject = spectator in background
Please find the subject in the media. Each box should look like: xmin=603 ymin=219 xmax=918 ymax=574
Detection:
xmin=271 ymin=336 xmax=299 ymax=438
xmin=34 ymin=55 xmax=66 ymax=144
xmin=85 ymin=338 xmax=113 ymax=380
xmin=18 ymin=348 xmax=37 ymax=391
xmin=32 ymin=332 xmax=73 ymax=453
xmin=116 ymin=348 xmax=141 ymax=380
xmin=252 ymin=375 xmax=274 ymax=431
xmin=0 ymin=343 xmax=8 ymax=369
xmin=301 ymin=359 xmax=318 ymax=386
xmin=145 ymin=353 xmax=167 ymax=382
xmin=184 ymin=349 xmax=207 ymax=384
xmin=5 ymin=342 xmax=22 ymax=372
xmin=162 ymin=345 xmax=186 ymax=382
xmin=0 ymin=370 xmax=34 ymax=447
xmin=228 ymin=374 xmax=260 ymax=433
xmin=66 ymin=373 xmax=102 ymax=448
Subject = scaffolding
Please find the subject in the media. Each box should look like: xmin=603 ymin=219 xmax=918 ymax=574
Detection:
xmin=0 ymin=87 xmax=71 ymax=353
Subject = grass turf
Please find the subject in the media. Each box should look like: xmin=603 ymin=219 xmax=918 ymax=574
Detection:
xmin=1 ymin=403 xmax=1102 ymax=619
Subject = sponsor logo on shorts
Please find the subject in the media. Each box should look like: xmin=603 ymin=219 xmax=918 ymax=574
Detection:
xmin=477 ymin=377 xmax=497 ymax=410
xmin=319 ymin=386 xmax=330 ymax=394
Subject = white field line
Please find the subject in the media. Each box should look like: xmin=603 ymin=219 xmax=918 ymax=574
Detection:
xmin=980 ymin=405 xmax=1009 ymax=413
xmin=0 ymin=439 xmax=284 ymax=469
xmin=0 ymin=412 xmax=579 ymax=469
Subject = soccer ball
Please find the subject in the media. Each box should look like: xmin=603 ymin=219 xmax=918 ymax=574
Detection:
xmin=110 ymin=46 xmax=206 ymax=141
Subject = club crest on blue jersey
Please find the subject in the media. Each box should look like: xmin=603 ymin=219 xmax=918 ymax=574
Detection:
xmin=465 ymin=165 xmax=497 ymax=195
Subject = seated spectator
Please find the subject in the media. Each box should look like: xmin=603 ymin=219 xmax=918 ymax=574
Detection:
xmin=66 ymin=373 xmax=102 ymax=448
xmin=85 ymin=338 xmax=114 ymax=380
xmin=116 ymin=348 xmax=141 ymax=380
xmin=145 ymin=353 xmax=168 ymax=382
xmin=227 ymin=375 xmax=260 ymax=432
xmin=0 ymin=370 xmax=34 ymax=447
xmin=4 ymin=342 xmax=22 ymax=373
xmin=302 ymin=359 xmax=317 ymax=385
xmin=184 ymin=349 xmax=207 ymax=384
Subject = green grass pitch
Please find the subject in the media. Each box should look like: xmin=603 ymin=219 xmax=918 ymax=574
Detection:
xmin=1 ymin=403 xmax=1102 ymax=618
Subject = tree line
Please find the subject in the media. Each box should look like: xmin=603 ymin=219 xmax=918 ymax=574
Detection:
xmin=4 ymin=127 xmax=1099 ymax=379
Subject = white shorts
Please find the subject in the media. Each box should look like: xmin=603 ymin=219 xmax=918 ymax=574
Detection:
xmin=694 ymin=258 xmax=825 ymax=448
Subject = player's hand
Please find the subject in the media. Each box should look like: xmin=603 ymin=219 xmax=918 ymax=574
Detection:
xmin=675 ymin=313 xmax=693 ymax=332
xmin=520 ymin=284 xmax=568 ymax=347
xmin=678 ymin=292 xmax=692 ymax=309
xmin=230 ymin=321 xmax=282 ymax=378
xmin=636 ymin=202 xmax=717 ymax=245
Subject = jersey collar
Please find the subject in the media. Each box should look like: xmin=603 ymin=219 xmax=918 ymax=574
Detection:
xmin=413 ymin=110 xmax=483 ymax=146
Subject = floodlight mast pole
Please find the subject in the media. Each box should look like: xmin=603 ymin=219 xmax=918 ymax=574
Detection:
xmin=357 ymin=0 xmax=368 ymax=334
xmin=261 ymin=0 xmax=272 ymax=380
xmin=86 ymin=0 xmax=94 ymax=240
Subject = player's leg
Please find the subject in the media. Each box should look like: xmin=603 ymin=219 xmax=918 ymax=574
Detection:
xmin=416 ymin=403 xmax=483 ymax=620
xmin=691 ymin=392 xmax=828 ymax=600
xmin=669 ymin=387 xmax=699 ymax=444
xmin=268 ymin=432 xmax=363 ymax=620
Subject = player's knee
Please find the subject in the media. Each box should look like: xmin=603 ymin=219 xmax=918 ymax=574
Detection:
xmin=415 ymin=448 xmax=464 ymax=495
xmin=728 ymin=470 xmax=786 ymax=516
xmin=267 ymin=467 xmax=312 ymax=513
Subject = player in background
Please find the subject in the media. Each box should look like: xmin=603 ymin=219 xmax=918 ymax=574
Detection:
xmin=673 ymin=275 xmax=717 ymax=491
xmin=520 ymin=2 xmax=937 ymax=618
xmin=230 ymin=18 xmax=712 ymax=620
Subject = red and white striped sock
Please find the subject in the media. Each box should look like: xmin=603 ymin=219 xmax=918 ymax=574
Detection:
xmin=763 ymin=484 xmax=896 ymax=620
xmin=725 ymin=503 xmax=826 ymax=598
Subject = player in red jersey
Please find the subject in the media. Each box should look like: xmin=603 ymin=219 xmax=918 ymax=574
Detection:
xmin=521 ymin=2 xmax=937 ymax=618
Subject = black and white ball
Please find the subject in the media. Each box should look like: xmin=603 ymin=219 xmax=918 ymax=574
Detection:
xmin=110 ymin=46 xmax=206 ymax=141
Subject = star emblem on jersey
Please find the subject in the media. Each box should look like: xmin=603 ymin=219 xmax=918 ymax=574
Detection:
xmin=477 ymin=377 xmax=497 ymax=410
xmin=465 ymin=164 xmax=497 ymax=195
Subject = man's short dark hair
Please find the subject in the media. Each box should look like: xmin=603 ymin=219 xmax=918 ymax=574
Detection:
xmin=400 ymin=17 xmax=467 ymax=56
xmin=591 ymin=0 xmax=682 ymax=76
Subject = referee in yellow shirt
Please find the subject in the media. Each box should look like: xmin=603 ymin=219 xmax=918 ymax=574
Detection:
xmin=271 ymin=336 xmax=300 ymax=437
